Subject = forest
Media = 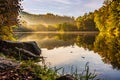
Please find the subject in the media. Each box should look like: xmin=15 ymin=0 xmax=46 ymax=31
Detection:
xmin=77 ymin=0 xmax=120 ymax=32
xmin=17 ymin=0 xmax=120 ymax=33
xmin=18 ymin=11 xmax=97 ymax=32
xmin=0 ymin=0 xmax=120 ymax=40
xmin=0 ymin=0 xmax=21 ymax=40
xmin=94 ymin=0 xmax=120 ymax=32
xmin=17 ymin=11 xmax=76 ymax=32
xmin=0 ymin=0 xmax=120 ymax=79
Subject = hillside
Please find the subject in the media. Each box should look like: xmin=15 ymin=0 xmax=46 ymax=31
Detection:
xmin=17 ymin=11 xmax=75 ymax=31
xmin=20 ymin=11 xmax=74 ymax=25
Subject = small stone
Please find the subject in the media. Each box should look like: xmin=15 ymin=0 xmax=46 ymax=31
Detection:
xmin=56 ymin=74 xmax=77 ymax=80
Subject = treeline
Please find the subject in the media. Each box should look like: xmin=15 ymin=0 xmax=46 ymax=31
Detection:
xmin=19 ymin=0 xmax=120 ymax=32
xmin=60 ymin=0 xmax=120 ymax=32
xmin=76 ymin=12 xmax=98 ymax=31
xmin=76 ymin=0 xmax=120 ymax=32
xmin=94 ymin=0 xmax=120 ymax=32
xmin=18 ymin=11 xmax=76 ymax=32
xmin=19 ymin=11 xmax=98 ymax=32
xmin=17 ymin=21 xmax=77 ymax=32
xmin=20 ymin=11 xmax=74 ymax=25
xmin=0 ymin=0 xmax=21 ymax=40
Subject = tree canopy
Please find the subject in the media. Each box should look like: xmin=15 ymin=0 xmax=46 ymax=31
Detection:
xmin=94 ymin=0 xmax=120 ymax=32
xmin=0 ymin=0 xmax=21 ymax=40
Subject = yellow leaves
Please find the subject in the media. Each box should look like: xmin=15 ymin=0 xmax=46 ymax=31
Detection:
xmin=0 ymin=0 xmax=21 ymax=40
xmin=0 ymin=26 xmax=15 ymax=40
xmin=94 ymin=0 xmax=120 ymax=32
xmin=0 ymin=0 xmax=21 ymax=26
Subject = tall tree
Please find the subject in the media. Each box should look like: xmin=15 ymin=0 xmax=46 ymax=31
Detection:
xmin=76 ymin=12 xmax=98 ymax=31
xmin=0 ymin=0 xmax=21 ymax=40
xmin=94 ymin=0 xmax=120 ymax=32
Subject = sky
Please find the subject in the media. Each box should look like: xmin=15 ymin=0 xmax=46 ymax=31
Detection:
xmin=21 ymin=0 xmax=104 ymax=17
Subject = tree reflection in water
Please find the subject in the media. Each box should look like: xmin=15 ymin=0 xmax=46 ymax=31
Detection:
xmin=16 ymin=32 xmax=120 ymax=70
xmin=94 ymin=33 xmax=120 ymax=69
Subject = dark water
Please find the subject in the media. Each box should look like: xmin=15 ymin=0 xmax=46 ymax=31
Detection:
xmin=16 ymin=32 xmax=120 ymax=80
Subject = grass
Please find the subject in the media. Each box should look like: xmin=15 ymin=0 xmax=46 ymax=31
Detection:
xmin=18 ymin=60 xmax=59 ymax=80
xmin=0 ymin=52 xmax=99 ymax=80
xmin=75 ymin=62 xmax=98 ymax=80
xmin=53 ymin=62 xmax=98 ymax=80
xmin=18 ymin=61 xmax=99 ymax=80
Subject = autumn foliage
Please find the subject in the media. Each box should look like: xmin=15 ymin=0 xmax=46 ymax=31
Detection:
xmin=0 ymin=0 xmax=21 ymax=40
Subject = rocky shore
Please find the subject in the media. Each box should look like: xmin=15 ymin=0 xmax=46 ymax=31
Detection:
xmin=0 ymin=40 xmax=78 ymax=80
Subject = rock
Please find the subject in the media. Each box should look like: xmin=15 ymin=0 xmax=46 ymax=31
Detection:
xmin=0 ymin=40 xmax=41 ymax=60
xmin=0 ymin=40 xmax=41 ymax=55
xmin=0 ymin=57 xmax=42 ymax=80
xmin=0 ymin=57 xmax=20 ymax=74
xmin=56 ymin=74 xmax=77 ymax=80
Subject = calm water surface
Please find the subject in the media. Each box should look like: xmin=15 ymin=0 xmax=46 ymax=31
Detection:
xmin=16 ymin=32 xmax=120 ymax=80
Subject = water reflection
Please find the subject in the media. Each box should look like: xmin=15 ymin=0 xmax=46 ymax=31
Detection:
xmin=16 ymin=32 xmax=97 ymax=50
xmin=76 ymin=33 xmax=97 ymax=51
xmin=16 ymin=32 xmax=120 ymax=70
xmin=16 ymin=32 xmax=120 ymax=79
xmin=94 ymin=33 xmax=120 ymax=69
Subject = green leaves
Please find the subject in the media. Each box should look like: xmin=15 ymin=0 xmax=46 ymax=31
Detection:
xmin=94 ymin=0 xmax=120 ymax=32
xmin=76 ymin=12 xmax=98 ymax=31
xmin=0 ymin=0 xmax=21 ymax=40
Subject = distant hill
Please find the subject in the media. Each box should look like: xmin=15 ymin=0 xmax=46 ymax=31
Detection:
xmin=20 ymin=11 xmax=74 ymax=26
xmin=16 ymin=11 xmax=75 ymax=31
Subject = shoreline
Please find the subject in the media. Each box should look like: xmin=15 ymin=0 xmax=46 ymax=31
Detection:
xmin=14 ymin=31 xmax=99 ymax=34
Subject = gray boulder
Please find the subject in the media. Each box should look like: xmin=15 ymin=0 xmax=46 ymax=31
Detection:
xmin=0 ymin=40 xmax=41 ymax=60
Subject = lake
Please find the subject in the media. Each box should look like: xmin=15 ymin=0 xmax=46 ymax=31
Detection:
xmin=16 ymin=32 xmax=120 ymax=80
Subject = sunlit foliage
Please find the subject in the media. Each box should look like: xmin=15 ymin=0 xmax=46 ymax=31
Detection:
xmin=56 ymin=22 xmax=78 ymax=31
xmin=76 ymin=12 xmax=98 ymax=31
xmin=17 ymin=11 xmax=75 ymax=32
xmin=0 ymin=26 xmax=16 ymax=40
xmin=94 ymin=0 xmax=120 ymax=32
xmin=0 ymin=0 xmax=21 ymax=40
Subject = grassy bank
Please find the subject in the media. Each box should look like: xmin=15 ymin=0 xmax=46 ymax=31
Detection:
xmin=0 ymin=52 xmax=99 ymax=80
